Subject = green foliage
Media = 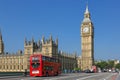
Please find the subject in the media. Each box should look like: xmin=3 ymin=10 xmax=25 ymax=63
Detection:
xmin=107 ymin=60 xmax=114 ymax=68
xmin=95 ymin=60 xmax=116 ymax=70
xmin=96 ymin=61 xmax=108 ymax=70
xmin=115 ymin=63 xmax=120 ymax=69
xmin=74 ymin=68 xmax=81 ymax=71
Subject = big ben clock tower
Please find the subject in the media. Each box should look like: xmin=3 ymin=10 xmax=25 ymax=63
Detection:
xmin=81 ymin=5 xmax=94 ymax=70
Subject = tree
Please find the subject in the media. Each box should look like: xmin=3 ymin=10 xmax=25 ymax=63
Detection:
xmin=115 ymin=63 xmax=120 ymax=70
xmin=95 ymin=61 xmax=108 ymax=70
xmin=107 ymin=60 xmax=114 ymax=69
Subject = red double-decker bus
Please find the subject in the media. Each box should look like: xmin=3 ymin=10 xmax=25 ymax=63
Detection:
xmin=30 ymin=54 xmax=61 ymax=77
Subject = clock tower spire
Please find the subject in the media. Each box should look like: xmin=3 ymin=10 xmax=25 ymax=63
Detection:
xmin=83 ymin=4 xmax=91 ymax=23
xmin=85 ymin=4 xmax=89 ymax=14
xmin=80 ymin=4 xmax=94 ymax=70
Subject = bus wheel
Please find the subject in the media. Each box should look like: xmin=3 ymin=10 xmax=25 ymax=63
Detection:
xmin=46 ymin=72 xmax=49 ymax=77
xmin=56 ymin=72 xmax=58 ymax=76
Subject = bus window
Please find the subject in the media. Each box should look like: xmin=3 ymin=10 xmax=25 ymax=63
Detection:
xmin=51 ymin=58 xmax=54 ymax=62
xmin=32 ymin=57 xmax=39 ymax=62
xmin=42 ymin=56 xmax=45 ymax=61
xmin=32 ymin=63 xmax=40 ymax=68
xmin=50 ymin=66 xmax=53 ymax=71
xmin=53 ymin=58 xmax=56 ymax=62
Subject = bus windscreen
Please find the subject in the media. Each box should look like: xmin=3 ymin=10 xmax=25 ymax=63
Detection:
xmin=32 ymin=63 xmax=40 ymax=68
xmin=31 ymin=56 xmax=40 ymax=68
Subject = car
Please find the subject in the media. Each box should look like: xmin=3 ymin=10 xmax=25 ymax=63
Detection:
xmin=84 ymin=69 xmax=92 ymax=73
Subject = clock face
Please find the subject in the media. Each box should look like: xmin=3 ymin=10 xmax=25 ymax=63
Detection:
xmin=83 ymin=27 xmax=89 ymax=33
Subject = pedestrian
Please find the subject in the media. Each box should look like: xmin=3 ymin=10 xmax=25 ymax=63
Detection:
xmin=24 ymin=69 xmax=27 ymax=77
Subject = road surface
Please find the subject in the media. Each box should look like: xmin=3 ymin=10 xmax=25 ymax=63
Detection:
xmin=0 ymin=72 xmax=119 ymax=80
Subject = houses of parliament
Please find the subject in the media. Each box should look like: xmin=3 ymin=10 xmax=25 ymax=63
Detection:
xmin=0 ymin=33 xmax=77 ymax=72
xmin=0 ymin=5 xmax=94 ymax=72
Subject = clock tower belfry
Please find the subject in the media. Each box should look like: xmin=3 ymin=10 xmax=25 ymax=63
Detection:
xmin=80 ymin=5 xmax=94 ymax=70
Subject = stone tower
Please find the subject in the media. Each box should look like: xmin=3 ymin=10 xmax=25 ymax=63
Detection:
xmin=41 ymin=35 xmax=58 ymax=58
xmin=24 ymin=37 xmax=34 ymax=55
xmin=0 ymin=30 xmax=4 ymax=54
xmin=24 ymin=37 xmax=42 ymax=55
xmin=81 ymin=5 xmax=94 ymax=70
xmin=24 ymin=35 xmax=58 ymax=57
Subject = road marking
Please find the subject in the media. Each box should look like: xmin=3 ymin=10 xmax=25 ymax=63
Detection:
xmin=99 ymin=73 xmax=117 ymax=80
xmin=43 ymin=74 xmax=82 ymax=80
xmin=76 ymin=74 xmax=105 ymax=80
xmin=44 ymin=73 xmax=100 ymax=80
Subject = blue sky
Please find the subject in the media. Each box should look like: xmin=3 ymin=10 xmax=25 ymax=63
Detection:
xmin=0 ymin=0 xmax=120 ymax=60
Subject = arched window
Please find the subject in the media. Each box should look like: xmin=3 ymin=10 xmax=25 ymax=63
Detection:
xmin=18 ymin=65 xmax=19 ymax=69
xmin=3 ymin=65 xmax=5 ymax=69
xmin=21 ymin=65 xmax=23 ymax=69
xmin=10 ymin=65 xmax=12 ymax=69
xmin=7 ymin=65 xmax=8 ymax=69
xmin=14 ymin=65 xmax=15 ymax=69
